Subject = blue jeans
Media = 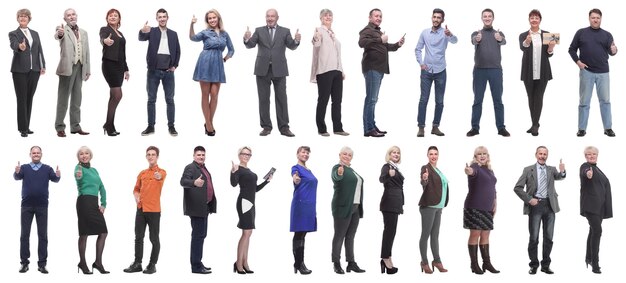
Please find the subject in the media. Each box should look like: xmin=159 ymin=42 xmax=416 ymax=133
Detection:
xmin=21 ymin=206 xmax=48 ymax=267
xmin=418 ymin=69 xmax=447 ymax=127
xmin=528 ymin=200 xmax=555 ymax=268
xmin=578 ymin=69 xmax=611 ymax=130
xmin=147 ymin=69 xmax=175 ymax=127
xmin=471 ymin=68 xmax=505 ymax=130
xmin=362 ymin=70 xmax=384 ymax=133
xmin=189 ymin=216 xmax=207 ymax=272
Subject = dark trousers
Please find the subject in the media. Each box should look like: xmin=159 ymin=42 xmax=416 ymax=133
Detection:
xmin=523 ymin=79 xmax=549 ymax=128
xmin=146 ymin=69 xmax=176 ymax=127
xmin=585 ymin=213 xmax=603 ymax=264
xmin=256 ymin=66 xmax=289 ymax=130
xmin=315 ymin=70 xmax=344 ymax=133
xmin=528 ymin=199 xmax=555 ymax=268
xmin=134 ymin=209 xmax=161 ymax=264
xmin=20 ymin=206 xmax=48 ymax=267
xmin=380 ymin=211 xmax=398 ymax=258
xmin=12 ymin=71 xmax=41 ymax=132
xmin=471 ymin=68 xmax=505 ymax=130
xmin=332 ymin=204 xmax=360 ymax=262
xmin=189 ymin=216 xmax=208 ymax=272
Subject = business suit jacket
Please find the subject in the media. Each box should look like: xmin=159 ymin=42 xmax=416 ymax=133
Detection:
xmin=99 ymin=26 xmax=128 ymax=71
xmin=180 ymin=162 xmax=217 ymax=217
xmin=514 ymin=163 xmax=565 ymax=215
xmin=55 ymin=25 xmax=90 ymax=79
xmin=419 ymin=164 xmax=450 ymax=207
xmin=9 ymin=27 xmax=45 ymax=72
xmin=579 ymin=162 xmax=613 ymax=218
xmin=138 ymin=27 xmax=181 ymax=70
xmin=519 ymin=30 xmax=553 ymax=82
xmin=243 ymin=25 xmax=299 ymax=77
xmin=379 ymin=163 xmax=404 ymax=214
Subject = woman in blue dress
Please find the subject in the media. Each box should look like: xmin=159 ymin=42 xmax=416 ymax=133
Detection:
xmin=290 ymin=146 xmax=318 ymax=275
xmin=189 ymin=9 xmax=234 ymax=136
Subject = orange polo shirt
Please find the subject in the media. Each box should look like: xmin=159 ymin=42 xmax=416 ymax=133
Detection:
xmin=134 ymin=165 xmax=167 ymax=212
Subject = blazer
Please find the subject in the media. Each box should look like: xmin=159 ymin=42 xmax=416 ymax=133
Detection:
xmin=55 ymin=25 xmax=90 ymax=79
xmin=138 ymin=27 xmax=181 ymax=70
xmin=419 ymin=164 xmax=450 ymax=207
xmin=243 ymin=25 xmax=299 ymax=77
xmin=331 ymin=164 xmax=363 ymax=219
xmin=579 ymin=162 xmax=612 ymax=218
xmin=99 ymin=26 xmax=128 ymax=71
xmin=9 ymin=27 xmax=45 ymax=73
xmin=180 ymin=162 xmax=217 ymax=217
xmin=514 ymin=163 xmax=565 ymax=215
xmin=519 ymin=30 xmax=553 ymax=82
xmin=378 ymin=163 xmax=404 ymax=214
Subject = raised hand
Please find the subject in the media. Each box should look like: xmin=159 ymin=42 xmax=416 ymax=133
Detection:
xmin=19 ymin=38 xmax=27 ymax=51
xmin=103 ymin=33 xmax=114 ymax=46
xmin=494 ymin=29 xmax=503 ymax=42
xmin=154 ymin=170 xmax=162 ymax=180
xmin=398 ymin=33 xmax=405 ymax=46
xmin=389 ymin=166 xmax=396 ymax=177
xmin=56 ymin=165 xmax=61 ymax=177
xmin=75 ymin=164 xmax=83 ymax=179
xmin=475 ymin=30 xmax=482 ymax=43
xmin=293 ymin=171 xmax=301 ymax=184
xmin=422 ymin=168 xmax=429 ymax=181
xmin=559 ymin=158 xmax=565 ymax=173
xmin=524 ymin=30 xmax=532 ymax=45
xmin=294 ymin=28 xmax=301 ymax=42
xmin=586 ymin=167 xmax=593 ymax=179
xmin=191 ymin=15 xmax=197 ymax=24
xmin=381 ymin=31 xmax=388 ymax=43
xmin=444 ymin=25 xmax=452 ymax=37
xmin=141 ymin=21 xmax=150 ymax=33
xmin=56 ymin=23 xmax=65 ymax=37
xmin=610 ymin=41 xmax=618 ymax=54
xmin=337 ymin=164 xmax=344 ymax=176
xmin=193 ymin=175 xmax=205 ymax=187
xmin=313 ymin=28 xmax=321 ymax=42
xmin=244 ymin=26 xmax=251 ymax=40
xmin=464 ymin=163 xmax=474 ymax=175
xmin=231 ymin=160 xmax=239 ymax=173
xmin=15 ymin=161 xmax=21 ymax=174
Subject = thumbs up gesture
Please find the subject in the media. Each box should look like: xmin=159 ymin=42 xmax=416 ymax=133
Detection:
xmin=194 ymin=175 xmax=205 ymax=187
xmin=494 ymin=29 xmax=503 ymax=42
xmin=610 ymin=41 xmax=618 ymax=55
xmin=75 ymin=164 xmax=83 ymax=179
xmin=559 ymin=158 xmax=565 ymax=173
xmin=103 ymin=33 xmax=114 ymax=46
xmin=381 ymin=31 xmax=388 ymax=43
xmin=444 ymin=24 xmax=452 ymax=37
xmin=244 ymin=26 xmax=252 ymax=40
xmin=524 ymin=30 xmax=532 ymax=45
xmin=56 ymin=165 xmax=61 ymax=177
xmin=15 ymin=161 xmax=21 ymax=174
xmin=313 ymin=28 xmax=321 ymax=42
xmin=141 ymin=21 xmax=150 ymax=33
xmin=154 ymin=170 xmax=162 ymax=180
xmin=464 ymin=163 xmax=474 ymax=175
xmin=389 ymin=166 xmax=396 ymax=177
xmin=231 ymin=160 xmax=239 ymax=173
xmin=56 ymin=23 xmax=65 ymax=37
xmin=475 ymin=30 xmax=482 ymax=43
xmin=293 ymin=171 xmax=301 ymax=185
xmin=586 ymin=167 xmax=593 ymax=179
xmin=294 ymin=28 xmax=301 ymax=42
xmin=422 ymin=168 xmax=429 ymax=181
xmin=191 ymin=15 xmax=197 ymax=24
xmin=19 ymin=38 xmax=27 ymax=51
xmin=337 ymin=164 xmax=344 ymax=176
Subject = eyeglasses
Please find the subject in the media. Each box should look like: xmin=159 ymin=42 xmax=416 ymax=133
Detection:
xmin=240 ymin=153 xmax=252 ymax=157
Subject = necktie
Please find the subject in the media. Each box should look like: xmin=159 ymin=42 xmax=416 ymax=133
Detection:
xmin=537 ymin=166 xmax=547 ymax=198
xmin=270 ymin=27 xmax=275 ymax=42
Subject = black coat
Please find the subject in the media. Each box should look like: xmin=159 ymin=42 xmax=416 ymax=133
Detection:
xmin=379 ymin=163 xmax=404 ymax=214
xmin=180 ymin=162 xmax=217 ymax=217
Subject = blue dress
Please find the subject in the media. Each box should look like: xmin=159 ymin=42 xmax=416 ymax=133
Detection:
xmin=290 ymin=164 xmax=318 ymax=232
xmin=191 ymin=29 xmax=234 ymax=83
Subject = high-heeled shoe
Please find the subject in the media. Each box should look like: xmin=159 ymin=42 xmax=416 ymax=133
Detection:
xmin=585 ymin=258 xmax=591 ymax=269
xmin=77 ymin=263 xmax=93 ymax=274
xmin=102 ymin=126 xmax=119 ymax=136
xmin=294 ymin=262 xmax=312 ymax=275
xmin=233 ymin=262 xmax=246 ymax=274
xmin=432 ymin=261 xmax=448 ymax=272
xmin=92 ymin=262 xmax=110 ymax=274
xmin=420 ymin=261 xmax=433 ymax=274
xmin=242 ymin=265 xmax=254 ymax=274
xmin=380 ymin=259 xmax=398 ymax=274
xmin=204 ymin=124 xmax=216 ymax=136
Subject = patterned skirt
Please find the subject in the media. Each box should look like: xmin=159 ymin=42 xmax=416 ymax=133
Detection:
xmin=463 ymin=208 xmax=494 ymax=230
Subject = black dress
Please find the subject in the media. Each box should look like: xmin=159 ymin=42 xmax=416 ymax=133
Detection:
xmin=230 ymin=167 xmax=268 ymax=229
xmin=99 ymin=26 xmax=128 ymax=87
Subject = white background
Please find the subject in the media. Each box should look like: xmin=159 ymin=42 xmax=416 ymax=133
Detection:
xmin=2 ymin=0 xmax=622 ymax=282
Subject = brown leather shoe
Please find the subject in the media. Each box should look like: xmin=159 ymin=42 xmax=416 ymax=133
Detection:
xmin=259 ymin=128 xmax=272 ymax=136
xmin=57 ymin=130 xmax=67 ymax=137
xmin=280 ymin=128 xmax=296 ymax=137
xmin=71 ymin=130 xmax=90 ymax=135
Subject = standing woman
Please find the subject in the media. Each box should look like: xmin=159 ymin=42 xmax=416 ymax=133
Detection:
xmin=100 ymin=8 xmax=129 ymax=136
xmin=74 ymin=146 xmax=109 ymax=274
xmin=9 ymin=8 xmax=46 ymax=138
xmin=378 ymin=146 xmax=403 ymax=274
xmin=190 ymin=9 xmax=234 ymax=136
xmin=331 ymin=146 xmax=365 ymax=274
xmin=463 ymin=146 xmax=499 ymax=274
xmin=230 ymin=146 xmax=271 ymax=274
xmin=519 ymin=9 xmax=555 ymax=136
xmin=579 ymin=146 xmax=612 ymax=274
xmin=290 ymin=146 xmax=317 ymax=275
xmin=310 ymin=8 xmax=348 ymax=136
xmin=419 ymin=146 xmax=449 ymax=273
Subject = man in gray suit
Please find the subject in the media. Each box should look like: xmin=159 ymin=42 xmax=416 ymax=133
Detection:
xmin=514 ymin=146 xmax=565 ymax=275
xmin=54 ymin=8 xmax=90 ymax=137
xmin=244 ymin=8 xmax=300 ymax=137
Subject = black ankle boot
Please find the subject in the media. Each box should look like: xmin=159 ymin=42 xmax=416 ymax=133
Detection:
xmin=333 ymin=262 xmax=345 ymax=274
xmin=346 ymin=262 xmax=365 ymax=273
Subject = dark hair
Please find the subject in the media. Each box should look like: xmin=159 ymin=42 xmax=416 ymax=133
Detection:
xmin=156 ymin=8 xmax=167 ymax=16
xmin=194 ymin=146 xmax=206 ymax=153
xmin=433 ymin=8 xmax=445 ymax=20
xmin=529 ymin=9 xmax=542 ymax=20
xmin=427 ymin=145 xmax=439 ymax=152
xmin=369 ymin=8 xmax=381 ymax=17
xmin=589 ymin=8 xmax=602 ymax=17
xmin=482 ymin=8 xmax=494 ymax=17
xmin=106 ymin=8 xmax=121 ymax=28
xmin=147 ymin=146 xmax=160 ymax=156
xmin=297 ymin=146 xmax=311 ymax=154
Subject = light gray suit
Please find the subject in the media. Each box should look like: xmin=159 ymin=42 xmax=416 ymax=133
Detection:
xmin=514 ymin=164 xmax=564 ymax=214
xmin=244 ymin=25 xmax=299 ymax=131
xmin=54 ymin=24 xmax=90 ymax=132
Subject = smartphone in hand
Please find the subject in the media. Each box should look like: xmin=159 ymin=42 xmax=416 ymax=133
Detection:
xmin=264 ymin=167 xmax=276 ymax=180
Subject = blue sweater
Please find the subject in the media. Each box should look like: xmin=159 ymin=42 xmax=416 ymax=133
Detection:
xmin=568 ymin=27 xmax=614 ymax=73
xmin=13 ymin=163 xmax=60 ymax=207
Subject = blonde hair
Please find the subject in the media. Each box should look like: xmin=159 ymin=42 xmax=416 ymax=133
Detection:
xmin=206 ymin=9 xmax=224 ymax=31
xmin=471 ymin=146 xmax=491 ymax=170
xmin=385 ymin=146 xmax=401 ymax=163
xmin=584 ymin=146 xmax=599 ymax=155
xmin=238 ymin=146 xmax=252 ymax=155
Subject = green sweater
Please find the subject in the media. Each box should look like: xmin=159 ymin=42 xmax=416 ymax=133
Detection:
xmin=331 ymin=164 xmax=364 ymax=218
xmin=75 ymin=165 xmax=107 ymax=207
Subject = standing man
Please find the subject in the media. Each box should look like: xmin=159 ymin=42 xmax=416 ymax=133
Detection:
xmin=139 ymin=8 xmax=181 ymax=137
xmin=359 ymin=8 xmax=404 ymax=138
xmin=513 ymin=146 xmax=565 ymax=275
xmin=54 ymin=8 xmax=90 ymax=137
xmin=123 ymin=146 xmax=166 ymax=274
xmin=180 ymin=146 xmax=216 ymax=274
xmin=467 ymin=8 xmax=509 ymax=137
xmin=13 ymin=146 xmax=61 ymax=273
xmin=415 ymin=8 xmax=457 ymax=137
xmin=244 ymin=8 xmax=300 ymax=137
xmin=568 ymin=8 xmax=617 ymax=137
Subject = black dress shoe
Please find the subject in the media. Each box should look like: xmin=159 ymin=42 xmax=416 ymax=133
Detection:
xmin=143 ymin=263 xmax=156 ymax=274
xmin=577 ymin=130 xmax=586 ymax=137
xmin=374 ymin=127 xmax=387 ymax=134
xmin=71 ymin=129 xmax=90 ymax=135
xmin=466 ymin=128 xmax=479 ymax=137
xmin=528 ymin=266 xmax=538 ymax=274
xmin=259 ymin=128 xmax=271 ymax=136
xmin=19 ymin=263 xmax=29 ymax=273
xmin=280 ymin=128 xmax=296 ymax=137
xmin=38 ymin=266 xmax=49 ymax=274
xmin=168 ymin=126 xmax=178 ymax=136
xmin=346 ymin=262 xmax=365 ymax=273
xmin=27 ymin=129 xmax=34 ymax=134
xmin=333 ymin=262 xmax=345 ymax=274
xmin=604 ymin=129 xmax=616 ymax=137
xmin=192 ymin=267 xmax=212 ymax=274
xmin=123 ymin=262 xmax=142 ymax=273
xmin=20 ymin=131 xmax=28 ymax=137
xmin=364 ymin=129 xmax=384 ymax=137
xmin=57 ymin=130 xmax=67 ymax=137
xmin=141 ymin=126 xmax=155 ymax=136
xmin=498 ymin=128 xmax=511 ymax=137
xmin=540 ymin=267 xmax=554 ymax=274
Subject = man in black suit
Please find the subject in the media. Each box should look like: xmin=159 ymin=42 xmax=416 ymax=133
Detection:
xmin=180 ymin=146 xmax=216 ymax=274
xmin=244 ymin=8 xmax=300 ymax=137
xmin=514 ymin=146 xmax=565 ymax=274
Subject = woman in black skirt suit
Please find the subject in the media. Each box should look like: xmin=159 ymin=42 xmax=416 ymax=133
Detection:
xmin=100 ymin=8 xmax=129 ymax=136
xmin=74 ymin=146 xmax=109 ymax=274
xmin=230 ymin=146 xmax=272 ymax=274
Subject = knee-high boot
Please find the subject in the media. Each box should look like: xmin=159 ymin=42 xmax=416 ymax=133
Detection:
xmin=479 ymin=244 xmax=500 ymax=273
xmin=293 ymin=239 xmax=312 ymax=274
xmin=468 ymin=245 xmax=484 ymax=274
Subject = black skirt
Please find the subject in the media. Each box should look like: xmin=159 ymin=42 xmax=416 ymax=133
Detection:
xmin=76 ymin=195 xmax=108 ymax=235
xmin=463 ymin=208 xmax=494 ymax=230
xmin=101 ymin=59 xmax=125 ymax=87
